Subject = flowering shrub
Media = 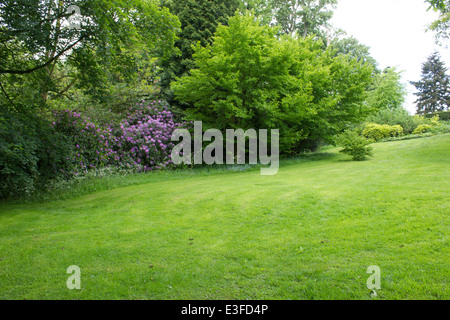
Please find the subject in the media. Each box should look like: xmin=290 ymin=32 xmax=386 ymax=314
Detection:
xmin=51 ymin=109 xmax=121 ymax=174
xmin=51 ymin=100 xmax=187 ymax=175
xmin=2 ymin=100 xmax=187 ymax=199
xmin=119 ymin=101 xmax=186 ymax=172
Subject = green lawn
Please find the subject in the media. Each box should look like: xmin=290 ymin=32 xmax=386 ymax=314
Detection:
xmin=0 ymin=134 xmax=449 ymax=300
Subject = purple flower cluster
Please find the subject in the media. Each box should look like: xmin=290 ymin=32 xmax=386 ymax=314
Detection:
xmin=120 ymin=101 xmax=186 ymax=171
xmin=51 ymin=101 xmax=187 ymax=174
xmin=51 ymin=109 xmax=120 ymax=173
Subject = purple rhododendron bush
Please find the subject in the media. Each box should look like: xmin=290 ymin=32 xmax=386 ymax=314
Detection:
xmin=51 ymin=100 xmax=187 ymax=177
xmin=120 ymin=101 xmax=184 ymax=171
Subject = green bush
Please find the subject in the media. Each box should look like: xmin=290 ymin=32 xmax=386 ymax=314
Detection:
xmin=424 ymin=111 xmax=450 ymax=121
xmin=430 ymin=122 xmax=450 ymax=134
xmin=366 ymin=108 xmax=417 ymax=134
xmin=336 ymin=130 xmax=373 ymax=161
xmin=0 ymin=117 xmax=39 ymax=197
xmin=365 ymin=108 xmax=447 ymax=134
xmin=413 ymin=124 xmax=433 ymax=134
xmin=362 ymin=123 xmax=385 ymax=141
xmin=0 ymin=112 xmax=73 ymax=199
xmin=388 ymin=124 xmax=404 ymax=137
xmin=429 ymin=115 xmax=440 ymax=127
xmin=362 ymin=123 xmax=404 ymax=141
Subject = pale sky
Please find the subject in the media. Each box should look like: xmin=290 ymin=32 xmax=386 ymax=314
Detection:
xmin=330 ymin=0 xmax=450 ymax=114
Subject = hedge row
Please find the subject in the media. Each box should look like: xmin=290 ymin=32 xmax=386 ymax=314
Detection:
xmin=424 ymin=111 xmax=450 ymax=121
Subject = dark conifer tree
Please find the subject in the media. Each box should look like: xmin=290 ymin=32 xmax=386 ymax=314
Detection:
xmin=158 ymin=0 xmax=240 ymax=108
xmin=411 ymin=51 xmax=450 ymax=115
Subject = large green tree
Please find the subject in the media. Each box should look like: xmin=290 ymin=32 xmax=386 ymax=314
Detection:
xmin=240 ymin=0 xmax=275 ymax=25
xmin=171 ymin=13 xmax=373 ymax=153
xmin=411 ymin=51 xmax=450 ymax=115
xmin=270 ymin=0 xmax=337 ymax=37
xmin=329 ymin=35 xmax=379 ymax=73
xmin=365 ymin=67 xmax=406 ymax=112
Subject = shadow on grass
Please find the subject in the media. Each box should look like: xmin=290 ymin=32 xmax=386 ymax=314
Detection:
xmin=281 ymin=152 xmax=338 ymax=166
xmin=1 ymin=151 xmax=338 ymax=205
xmin=336 ymin=158 xmax=373 ymax=162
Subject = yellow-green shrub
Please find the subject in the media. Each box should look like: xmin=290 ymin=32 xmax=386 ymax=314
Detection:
xmin=362 ymin=123 xmax=404 ymax=141
xmin=412 ymin=124 xmax=433 ymax=134
xmin=429 ymin=115 xmax=440 ymax=127
xmin=389 ymin=125 xmax=404 ymax=137
xmin=336 ymin=130 xmax=373 ymax=161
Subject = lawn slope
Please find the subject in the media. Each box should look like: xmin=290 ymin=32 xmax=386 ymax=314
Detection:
xmin=0 ymin=134 xmax=449 ymax=299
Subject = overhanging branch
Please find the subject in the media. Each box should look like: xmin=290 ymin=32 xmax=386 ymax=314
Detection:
xmin=0 ymin=35 xmax=84 ymax=75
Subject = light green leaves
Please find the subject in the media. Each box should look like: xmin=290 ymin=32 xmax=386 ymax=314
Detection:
xmin=172 ymin=12 xmax=373 ymax=153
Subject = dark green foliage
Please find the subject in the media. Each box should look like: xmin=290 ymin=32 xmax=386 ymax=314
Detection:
xmin=336 ymin=130 xmax=373 ymax=161
xmin=0 ymin=0 xmax=180 ymax=109
xmin=424 ymin=110 xmax=450 ymax=121
xmin=159 ymin=0 xmax=240 ymax=106
xmin=411 ymin=51 xmax=450 ymax=115
xmin=0 ymin=110 xmax=73 ymax=199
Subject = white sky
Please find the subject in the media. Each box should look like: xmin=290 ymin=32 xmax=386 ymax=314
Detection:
xmin=330 ymin=0 xmax=450 ymax=114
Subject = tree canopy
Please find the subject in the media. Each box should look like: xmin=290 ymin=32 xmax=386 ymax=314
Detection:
xmin=171 ymin=13 xmax=374 ymax=153
xmin=329 ymin=35 xmax=379 ymax=73
xmin=271 ymin=0 xmax=337 ymax=37
xmin=0 ymin=0 xmax=180 ymax=109
xmin=365 ymin=67 xmax=407 ymax=112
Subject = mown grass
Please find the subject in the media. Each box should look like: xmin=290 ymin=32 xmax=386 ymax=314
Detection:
xmin=0 ymin=134 xmax=449 ymax=300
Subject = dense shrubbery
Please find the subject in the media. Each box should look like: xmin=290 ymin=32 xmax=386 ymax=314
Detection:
xmin=365 ymin=108 xmax=427 ymax=134
xmin=51 ymin=109 xmax=121 ymax=175
xmin=0 ymin=112 xmax=73 ymax=198
xmin=0 ymin=100 xmax=186 ymax=199
xmin=412 ymin=124 xmax=433 ymax=134
xmin=424 ymin=111 xmax=450 ymax=121
xmin=51 ymin=101 xmax=185 ymax=175
xmin=363 ymin=108 xmax=446 ymax=137
xmin=119 ymin=101 xmax=186 ymax=171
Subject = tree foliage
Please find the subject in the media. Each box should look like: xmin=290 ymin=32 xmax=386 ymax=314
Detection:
xmin=329 ymin=35 xmax=379 ymax=73
xmin=171 ymin=13 xmax=373 ymax=153
xmin=426 ymin=0 xmax=450 ymax=42
xmin=365 ymin=67 xmax=407 ymax=112
xmin=271 ymin=0 xmax=337 ymax=37
xmin=239 ymin=0 xmax=338 ymax=40
xmin=158 ymin=0 xmax=240 ymax=106
xmin=0 ymin=0 xmax=180 ymax=109
xmin=335 ymin=130 xmax=373 ymax=161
